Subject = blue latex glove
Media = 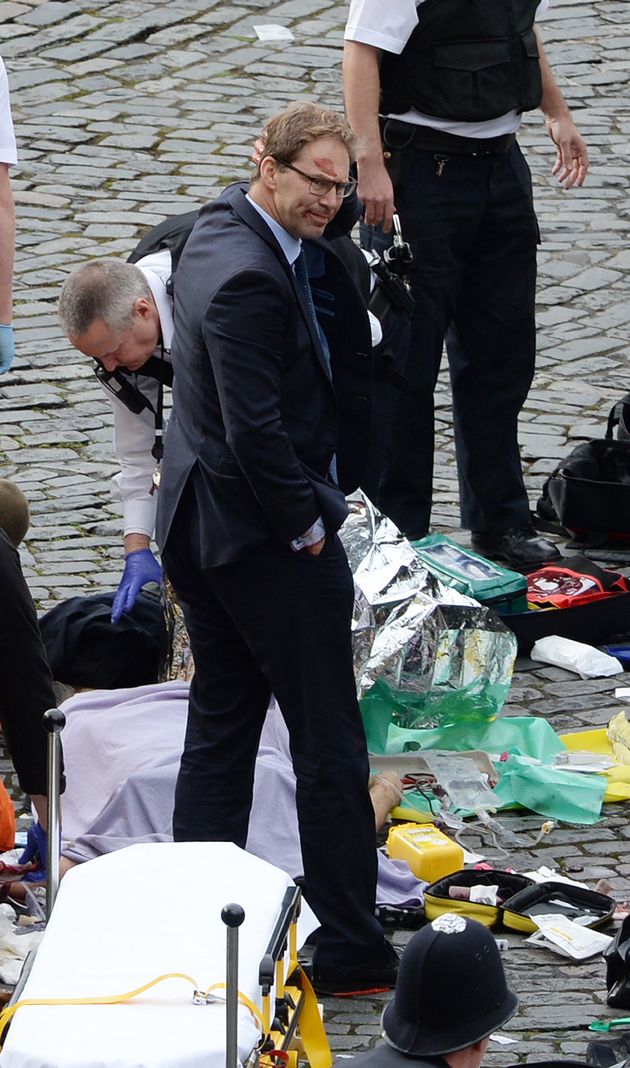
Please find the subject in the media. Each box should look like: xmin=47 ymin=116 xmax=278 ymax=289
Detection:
xmin=18 ymin=821 xmax=47 ymax=882
xmin=111 ymin=548 xmax=163 ymax=624
xmin=0 ymin=323 xmax=15 ymax=373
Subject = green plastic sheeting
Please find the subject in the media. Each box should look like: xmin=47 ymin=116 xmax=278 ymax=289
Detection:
xmin=491 ymin=754 xmax=605 ymax=824
xmin=362 ymin=680 xmax=566 ymax=760
xmin=363 ymin=685 xmax=607 ymax=824
xmin=360 ymin=678 xmax=516 ymax=755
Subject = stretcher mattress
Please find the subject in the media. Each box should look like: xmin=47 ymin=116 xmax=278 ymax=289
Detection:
xmin=0 ymin=841 xmax=317 ymax=1068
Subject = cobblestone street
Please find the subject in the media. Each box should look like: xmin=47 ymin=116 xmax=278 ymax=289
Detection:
xmin=1 ymin=0 xmax=629 ymax=1060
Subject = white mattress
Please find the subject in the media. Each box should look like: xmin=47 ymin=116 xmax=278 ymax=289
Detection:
xmin=0 ymin=842 xmax=317 ymax=1068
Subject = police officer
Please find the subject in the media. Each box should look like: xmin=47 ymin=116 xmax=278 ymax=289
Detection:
xmin=345 ymin=914 xmax=518 ymax=1068
xmin=343 ymin=0 xmax=588 ymax=568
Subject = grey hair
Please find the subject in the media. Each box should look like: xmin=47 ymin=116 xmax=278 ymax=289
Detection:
xmin=58 ymin=259 xmax=152 ymax=339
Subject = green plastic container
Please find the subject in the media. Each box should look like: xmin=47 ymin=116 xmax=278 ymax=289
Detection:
xmin=411 ymin=534 xmax=528 ymax=615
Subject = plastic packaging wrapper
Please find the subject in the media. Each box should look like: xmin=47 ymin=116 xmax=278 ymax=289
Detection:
xmin=340 ymin=495 xmax=517 ymax=732
xmin=0 ymin=909 xmax=43 ymax=984
xmin=607 ymin=710 xmax=630 ymax=765
xmin=531 ymin=635 xmax=622 ymax=678
xmin=527 ymin=914 xmax=612 ymax=960
xmin=386 ymin=716 xmax=607 ymax=825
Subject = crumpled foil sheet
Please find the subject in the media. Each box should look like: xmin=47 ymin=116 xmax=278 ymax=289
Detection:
xmin=340 ymin=494 xmax=517 ymax=727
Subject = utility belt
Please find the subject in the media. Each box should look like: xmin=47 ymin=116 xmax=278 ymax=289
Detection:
xmin=381 ymin=117 xmax=517 ymax=157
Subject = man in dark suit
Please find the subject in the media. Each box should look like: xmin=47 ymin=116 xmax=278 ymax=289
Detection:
xmin=156 ymin=102 xmax=398 ymax=996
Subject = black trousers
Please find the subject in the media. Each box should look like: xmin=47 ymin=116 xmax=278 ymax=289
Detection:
xmin=361 ymin=141 xmax=537 ymax=537
xmin=0 ymin=529 xmax=59 ymax=796
xmin=163 ymin=504 xmax=387 ymax=968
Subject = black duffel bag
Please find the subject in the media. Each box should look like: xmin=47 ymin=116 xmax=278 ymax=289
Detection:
xmin=39 ymin=589 xmax=169 ymax=690
xmin=536 ymin=394 xmax=630 ymax=541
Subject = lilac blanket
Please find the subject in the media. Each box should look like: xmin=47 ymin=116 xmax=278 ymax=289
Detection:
xmin=60 ymin=682 xmax=423 ymax=907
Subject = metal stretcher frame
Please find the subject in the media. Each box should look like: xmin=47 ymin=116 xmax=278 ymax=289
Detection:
xmin=0 ymin=711 xmax=332 ymax=1068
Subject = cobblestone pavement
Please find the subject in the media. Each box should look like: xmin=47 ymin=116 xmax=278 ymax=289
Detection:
xmin=1 ymin=0 xmax=630 ymax=1060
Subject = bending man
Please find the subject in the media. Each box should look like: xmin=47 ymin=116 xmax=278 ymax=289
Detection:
xmin=58 ymin=255 xmax=170 ymax=622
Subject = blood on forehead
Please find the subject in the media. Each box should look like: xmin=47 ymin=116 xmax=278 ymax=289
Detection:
xmin=312 ymin=156 xmax=346 ymax=178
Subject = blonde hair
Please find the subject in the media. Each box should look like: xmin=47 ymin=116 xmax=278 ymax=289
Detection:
xmin=257 ymin=102 xmax=358 ymax=174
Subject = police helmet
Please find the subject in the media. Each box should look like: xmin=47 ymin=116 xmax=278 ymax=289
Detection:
xmin=381 ymin=914 xmax=518 ymax=1056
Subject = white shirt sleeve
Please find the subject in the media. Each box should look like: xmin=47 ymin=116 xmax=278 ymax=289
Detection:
xmin=0 ymin=59 xmax=17 ymax=166
xmin=106 ymin=250 xmax=174 ymax=539
xmin=344 ymin=0 xmax=419 ymax=54
xmin=345 ymin=0 xmax=548 ymax=52
xmin=106 ymin=375 xmax=161 ymax=538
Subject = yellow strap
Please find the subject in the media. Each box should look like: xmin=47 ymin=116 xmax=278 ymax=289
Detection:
xmin=286 ymin=968 xmax=332 ymax=1068
xmin=205 ymin=982 xmax=265 ymax=1031
xmin=0 ymin=972 xmax=265 ymax=1046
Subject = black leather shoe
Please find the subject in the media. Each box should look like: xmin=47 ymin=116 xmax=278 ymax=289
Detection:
xmin=311 ymin=942 xmax=399 ymax=997
xmin=470 ymin=526 xmax=562 ymax=571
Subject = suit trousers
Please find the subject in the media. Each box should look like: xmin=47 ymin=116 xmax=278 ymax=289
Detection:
xmin=163 ymin=496 xmax=387 ymax=968
xmin=361 ymin=141 xmax=537 ymax=537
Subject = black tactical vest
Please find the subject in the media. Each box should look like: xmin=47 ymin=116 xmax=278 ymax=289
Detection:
xmin=380 ymin=0 xmax=542 ymax=123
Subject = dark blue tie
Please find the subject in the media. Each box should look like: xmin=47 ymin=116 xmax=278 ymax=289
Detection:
xmin=294 ymin=251 xmax=337 ymax=482
xmin=294 ymin=250 xmax=332 ymax=381
xmin=294 ymin=250 xmax=319 ymax=333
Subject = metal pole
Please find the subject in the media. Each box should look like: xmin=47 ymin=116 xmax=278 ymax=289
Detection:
xmin=221 ymin=903 xmax=245 ymax=1068
xmin=43 ymin=707 xmax=65 ymax=921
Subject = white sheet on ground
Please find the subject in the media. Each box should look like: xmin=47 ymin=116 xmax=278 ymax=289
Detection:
xmin=0 ymin=842 xmax=317 ymax=1068
xmin=59 ymin=682 xmax=423 ymax=907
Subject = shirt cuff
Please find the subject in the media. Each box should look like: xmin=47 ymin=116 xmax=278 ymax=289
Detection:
xmin=122 ymin=497 xmax=158 ymax=539
xmin=367 ymin=309 xmax=383 ymax=347
xmin=290 ymin=516 xmax=326 ymax=552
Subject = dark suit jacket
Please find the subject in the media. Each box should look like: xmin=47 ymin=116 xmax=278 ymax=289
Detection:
xmin=156 ymin=183 xmax=372 ymax=568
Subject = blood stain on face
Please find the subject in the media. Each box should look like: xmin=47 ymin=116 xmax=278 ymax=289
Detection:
xmin=312 ymin=157 xmax=339 ymax=177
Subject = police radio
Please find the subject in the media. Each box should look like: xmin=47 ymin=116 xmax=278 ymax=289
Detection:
xmin=93 ymin=362 xmax=154 ymax=416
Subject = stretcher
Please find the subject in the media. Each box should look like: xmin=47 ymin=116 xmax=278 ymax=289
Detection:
xmin=0 ymin=714 xmax=332 ymax=1068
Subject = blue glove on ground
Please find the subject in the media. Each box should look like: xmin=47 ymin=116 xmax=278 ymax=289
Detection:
xmin=111 ymin=548 xmax=163 ymax=624
xmin=18 ymin=820 xmax=47 ymax=882
xmin=0 ymin=323 xmax=15 ymax=373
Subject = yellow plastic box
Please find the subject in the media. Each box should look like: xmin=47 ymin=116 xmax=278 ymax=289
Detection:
xmin=386 ymin=822 xmax=464 ymax=882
